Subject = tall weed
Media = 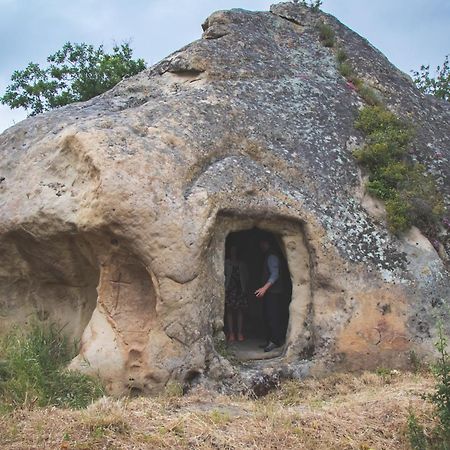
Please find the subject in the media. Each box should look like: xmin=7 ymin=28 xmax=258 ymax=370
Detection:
xmin=408 ymin=324 xmax=450 ymax=449
xmin=0 ymin=322 xmax=104 ymax=412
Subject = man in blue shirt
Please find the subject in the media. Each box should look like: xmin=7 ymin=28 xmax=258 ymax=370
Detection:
xmin=255 ymin=236 xmax=285 ymax=352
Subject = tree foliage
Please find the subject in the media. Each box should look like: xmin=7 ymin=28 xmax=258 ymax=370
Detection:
xmin=412 ymin=55 xmax=450 ymax=102
xmin=293 ymin=0 xmax=323 ymax=11
xmin=1 ymin=42 xmax=146 ymax=115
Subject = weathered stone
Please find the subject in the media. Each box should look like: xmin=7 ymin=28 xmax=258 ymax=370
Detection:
xmin=0 ymin=3 xmax=448 ymax=395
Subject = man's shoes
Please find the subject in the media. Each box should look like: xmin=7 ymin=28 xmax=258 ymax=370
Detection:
xmin=264 ymin=342 xmax=279 ymax=352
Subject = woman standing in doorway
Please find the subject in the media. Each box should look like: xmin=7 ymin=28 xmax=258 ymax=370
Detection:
xmin=225 ymin=245 xmax=249 ymax=342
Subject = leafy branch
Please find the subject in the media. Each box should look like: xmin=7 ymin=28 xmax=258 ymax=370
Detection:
xmin=1 ymin=42 xmax=146 ymax=116
xmin=412 ymin=55 xmax=450 ymax=102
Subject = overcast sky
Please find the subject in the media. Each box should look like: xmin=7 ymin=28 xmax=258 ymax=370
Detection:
xmin=0 ymin=0 xmax=449 ymax=132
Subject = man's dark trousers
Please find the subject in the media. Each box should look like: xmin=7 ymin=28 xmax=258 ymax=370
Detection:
xmin=263 ymin=292 xmax=284 ymax=346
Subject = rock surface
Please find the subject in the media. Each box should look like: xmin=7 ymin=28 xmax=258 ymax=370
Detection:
xmin=0 ymin=2 xmax=449 ymax=395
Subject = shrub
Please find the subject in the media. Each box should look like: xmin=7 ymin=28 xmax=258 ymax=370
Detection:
xmin=355 ymin=106 xmax=410 ymax=136
xmin=338 ymin=61 xmax=353 ymax=78
xmin=357 ymin=84 xmax=382 ymax=106
xmin=407 ymin=411 xmax=427 ymax=450
xmin=0 ymin=323 xmax=104 ymax=412
xmin=317 ymin=22 xmax=335 ymax=47
xmin=336 ymin=48 xmax=348 ymax=64
xmin=353 ymin=107 xmax=411 ymax=171
xmin=385 ymin=196 xmax=413 ymax=233
xmin=409 ymin=350 xmax=426 ymax=374
xmin=366 ymin=179 xmax=395 ymax=200
xmin=354 ymin=106 xmax=443 ymax=235
xmin=428 ymin=325 xmax=450 ymax=445
xmin=408 ymin=324 xmax=450 ymax=450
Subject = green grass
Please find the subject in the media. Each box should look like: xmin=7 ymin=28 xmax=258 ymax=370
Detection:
xmin=336 ymin=48 xmax=348 ymax=64
xmin=213 ymin=336 xmax=239 ymax=365
xmin=338 ymin=61 xmax=353 ymax=78
xmin=0 ymin=322 xmax=104 ymax=412
xmin=317 ymin=21 xmax=335 ymax=48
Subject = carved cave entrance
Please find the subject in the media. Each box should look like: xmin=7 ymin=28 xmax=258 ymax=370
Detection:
xmin=213 ymin=213 xmax=313 ymax=363
xmin=224 ymin=227 xmax=293 ymax=360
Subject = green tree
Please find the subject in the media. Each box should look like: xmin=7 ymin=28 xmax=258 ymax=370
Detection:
xmin=1 ymin=42 xmax=146 ymax=116
xmin=293 ymin=0 xmax=323 ymax=11
xmin=412 ymin=55 xmax=450 ymax=102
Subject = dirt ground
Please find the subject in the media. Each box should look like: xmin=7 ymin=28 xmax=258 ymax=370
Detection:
xmin=0 ymin=371 xmax=436 ymax=450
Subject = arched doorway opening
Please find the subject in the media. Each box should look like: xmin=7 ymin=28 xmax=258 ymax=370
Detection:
xmin=224 ymin=227 xmax=292 ymax=359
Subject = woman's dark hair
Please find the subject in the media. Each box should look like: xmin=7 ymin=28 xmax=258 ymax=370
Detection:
xmin=225 ymin=242 xmax=240 ymax=259
xmin=258 ymin=230 xmax=276 ymax=248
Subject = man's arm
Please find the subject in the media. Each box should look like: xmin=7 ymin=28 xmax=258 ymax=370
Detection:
xmin=267 ymin=254 xmax=280 ymax=285
xmin=255 ymin=255 xmax=279 ymax=298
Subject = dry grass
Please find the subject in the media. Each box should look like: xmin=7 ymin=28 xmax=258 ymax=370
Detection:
xmin=0 ymin=371 xmax=436 ymax=449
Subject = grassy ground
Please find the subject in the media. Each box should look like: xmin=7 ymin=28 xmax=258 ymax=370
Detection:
xmin=0 ymin=371 xmax=435 ymax=450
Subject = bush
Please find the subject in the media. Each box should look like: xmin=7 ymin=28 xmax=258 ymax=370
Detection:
xmin=385 ymin=196 xmax=413 ymax=234
xmin=428 ymin=325 xmax=450 ymax=445
xmin=336 ymin=48 xmax=348 ymax=64
xmin=408 ymin=324 xmax=450 ymax=450
xmin=0 ymin=323 xmax=104 ymax=412
xmin=353 ymin=107 xmax=411 ymax=171
xmin=407 ymin=411 xmax=427 ymax=450
xmin=317 ymin=21 xmax=335 ymax=47
xmin=366 ymin=179 xmax=395 ymax=200
xmin=357 ymin=84 xmax=382 ymax=106
xmin=354 ymin=106 xmax=443 ymax=235
xmin=355 ymin=106 xmax=410 ymax=136
xmin=338 ymin=61 xmax=353 ymax=78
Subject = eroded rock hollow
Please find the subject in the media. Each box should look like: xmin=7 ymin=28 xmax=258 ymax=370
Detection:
xmin=0 ymin=3 xmax=449 ymax=394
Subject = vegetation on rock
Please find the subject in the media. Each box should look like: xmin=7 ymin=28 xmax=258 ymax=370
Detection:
xmin=354 ymin=106 xmax=444 ymax=235
xmin=335 ymin=48 xmax=382 ymax=106
xmin=0 ymin=42 xmax=146 ymax=116
xmin=0 ymin=323 xmax=104 ymax=412
xmin=317 ymin=21 xmax=335 ymax=48
xmin=318 ymin=33 xmax=445 ymax=237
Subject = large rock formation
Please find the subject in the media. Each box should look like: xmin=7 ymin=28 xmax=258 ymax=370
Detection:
xmin=0 ymin=2 xmax=449 ymax=395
